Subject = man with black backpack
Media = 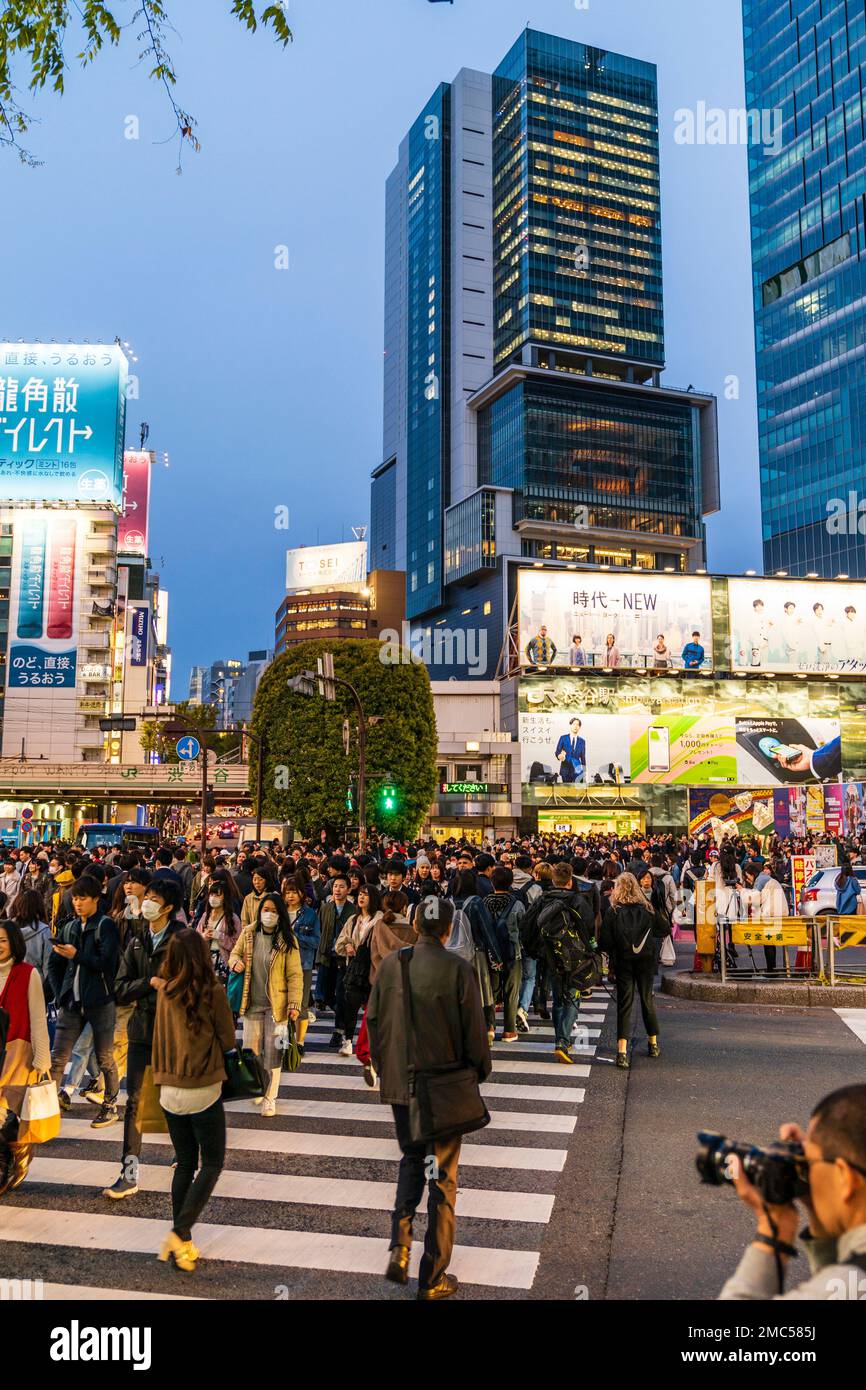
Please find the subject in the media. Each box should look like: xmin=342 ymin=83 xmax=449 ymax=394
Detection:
xmin=520 ymin=862 xmax=600 ymax=1065
xmin=486 ymin=865 xmax=525 ymax=1042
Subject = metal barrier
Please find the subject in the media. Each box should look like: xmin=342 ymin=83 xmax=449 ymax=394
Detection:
xmin=712 ymin=915 xmax=866 ymax=986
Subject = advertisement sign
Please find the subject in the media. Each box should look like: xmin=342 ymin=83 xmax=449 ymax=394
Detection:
xmin=7 ymin=512 xmax=82 ymax=688
xmin=0 ymin=344 xmax=127 ymax=504
xmin=791 ymin=855 xmax=816 ymax=913
xmin=118 ymin=450 xmax=151 ymax=555
xmin=688 ymin=789 xmax=776 ymax=841
xmin=728 ymin=577 xmax=866 ymax=674
xmin=130 ymin=606 xmax=149 ymax=667
xmin=285 ymin=541 xmax=367 ymax=593
xmin=518 ymin=571 xmax=714 ymax=671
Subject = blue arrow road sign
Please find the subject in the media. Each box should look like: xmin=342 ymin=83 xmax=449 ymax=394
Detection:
xmin=176 ymin=737 xmax=201 ymax=762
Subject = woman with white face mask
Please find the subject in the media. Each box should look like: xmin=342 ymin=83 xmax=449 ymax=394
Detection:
xmin=228 ymin=892 xmax=303 ymax=1118
xmin=196 ymin=876 xmax=241 ymax=983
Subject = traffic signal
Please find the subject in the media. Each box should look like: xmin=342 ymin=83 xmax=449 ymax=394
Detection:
xmin=379 ymin=782 xmax=398 ymax=816
xmin=206 ymin=793 xmax=216 ymax=815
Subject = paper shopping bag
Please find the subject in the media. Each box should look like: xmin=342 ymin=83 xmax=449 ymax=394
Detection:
xmin=18 ymin=1079 xmax=61 ymax=1145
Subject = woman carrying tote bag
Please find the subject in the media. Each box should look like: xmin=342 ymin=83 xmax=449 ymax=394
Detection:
xmin=152 ymin=929 xmax=236 ymax=1274
xmin=0 ymin=920 xmax=53 ymax=1196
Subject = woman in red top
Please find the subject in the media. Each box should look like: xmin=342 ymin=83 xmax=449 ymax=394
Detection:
xmin=0 ymin=920 xmax=52 ymax=1195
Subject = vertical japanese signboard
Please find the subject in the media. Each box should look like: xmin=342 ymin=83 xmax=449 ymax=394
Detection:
xmin=119 ymin=450 xmax=151 ymax=556
xmin=7 ymin=512 xmax=83 ymax=689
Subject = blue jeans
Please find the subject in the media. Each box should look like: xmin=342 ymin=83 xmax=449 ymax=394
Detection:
xmin=519 ymin=956 xmax=537 ymax=1013
xmin=552 ymin=978 xmax=580 ymax=1051
xmin=65 ymin=1023 xmax=95 ymax=1091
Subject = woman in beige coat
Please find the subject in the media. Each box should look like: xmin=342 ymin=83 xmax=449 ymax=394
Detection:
xmin=229 ymin=892 xmax=303 ymax=1117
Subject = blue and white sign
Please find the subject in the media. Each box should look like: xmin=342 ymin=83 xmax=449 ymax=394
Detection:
xmin=0 ymin=344 xmax=128 ymax=504
xmin=176 ymin=737 xmax=201 ymax=762
xmin=130 ymin=606 xmax=149 ymax=667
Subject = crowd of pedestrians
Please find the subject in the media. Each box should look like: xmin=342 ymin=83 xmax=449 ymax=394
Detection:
xmin=0 ymin=821 xmax=860 ymax=1294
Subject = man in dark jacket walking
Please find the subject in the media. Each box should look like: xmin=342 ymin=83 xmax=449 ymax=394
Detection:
xmin=102 ymin=877 xmax=185 ymax=1198
xmin=367 ymin=897 xmax=491 ymax=1300
xmin=48 ymin=875 xmax=122 ymax=1129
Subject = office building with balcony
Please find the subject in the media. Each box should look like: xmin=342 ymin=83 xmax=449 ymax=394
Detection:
xmin=370 ymin=28 xmax=720 ymax=679
xmin=743 ymin=0 xmax=866 ymax=576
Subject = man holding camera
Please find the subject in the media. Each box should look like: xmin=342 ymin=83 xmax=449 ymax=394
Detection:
xmin=720 ymin=1084 xmax=866 ymax=1299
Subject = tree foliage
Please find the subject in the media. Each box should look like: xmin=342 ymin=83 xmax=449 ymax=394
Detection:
xmin=0 ymin=0 xmax=292 ymax=165
xmin=252 ymin=640 xmax=439 ymax=843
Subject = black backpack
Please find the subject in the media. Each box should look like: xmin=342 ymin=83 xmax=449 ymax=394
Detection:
xmin=536 ymin=896 xmax=602 ymax=991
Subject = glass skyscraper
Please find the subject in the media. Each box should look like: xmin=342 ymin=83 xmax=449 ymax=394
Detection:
xmin=372 ymin=28 xmax=719 ymax=669
xmin=743 ymin=0 xmax=866 ymax=575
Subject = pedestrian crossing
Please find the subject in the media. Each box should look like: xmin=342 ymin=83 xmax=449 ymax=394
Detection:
xmin=835 ymin=1008 xmax=866 ymax=1046
xmin=0 ymin=996 xmax=614 ymax=1299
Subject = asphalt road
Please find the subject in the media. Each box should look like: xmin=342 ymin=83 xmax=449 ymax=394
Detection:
xmin=2 ymin=954 xmax=865 ymax=1303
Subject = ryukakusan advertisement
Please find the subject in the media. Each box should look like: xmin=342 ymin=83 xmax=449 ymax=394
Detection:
xmin=6 ymin=511 xmax=83 ymax=690
xmin=0 ymin=343 xmax=127 ymax=505
xmin=518 ymin=571 xmax=715 ymax=671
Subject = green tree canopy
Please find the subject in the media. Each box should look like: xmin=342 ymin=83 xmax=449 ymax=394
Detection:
xmin=0 ymin=1 xmax=292 ymax=164
xmin=253 ymin=640 xmax=438 ymax=843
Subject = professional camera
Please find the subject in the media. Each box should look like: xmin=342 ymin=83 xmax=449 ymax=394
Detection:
xmin=696 ymin=1130 xmax=810 ymax=1205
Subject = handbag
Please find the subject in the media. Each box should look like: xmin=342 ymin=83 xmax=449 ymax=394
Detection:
xmin=280 ymin=1019 xmax=303 ymax=1074
xmin=659 ymin=934 xmax=677 ymax=967
xmin=18 ymin=1077 xmax=61 ymax=1145
xmin=226 ymin=967 xmax=245 ymax=1013
xmin=399 ymin=947 xmax=490 ymax=1146
xmin=222 ymin=1047 xmax=267 ymax=1101
xmin=135 ymin=1065 xmax=169 ymax=1135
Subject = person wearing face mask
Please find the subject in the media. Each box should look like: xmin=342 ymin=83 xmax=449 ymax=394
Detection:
xmin=197 ymin=875 xmax=241 ymax=983
xmin=229 ymin=892 xmax=303 ymax=1117
xmin=240 ymin=862 xmax=279 ymax=929
xmin=103 ymin=877 xmax=186 ymax=1199
xmin=281 ymin=876 xmax=320 ymax=1053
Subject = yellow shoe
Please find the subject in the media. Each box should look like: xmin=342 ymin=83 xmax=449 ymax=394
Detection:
xmin=158 ymin=1231 xmax=200 ymax=1272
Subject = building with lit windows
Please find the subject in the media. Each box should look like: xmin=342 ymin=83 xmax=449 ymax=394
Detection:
xmin=274 ymin=541 xmax=405 ymax=655
xmin=370 ymin=27 xmax=720 ymax=679
xmin=742 ymin=0 xmax=866 ymax=576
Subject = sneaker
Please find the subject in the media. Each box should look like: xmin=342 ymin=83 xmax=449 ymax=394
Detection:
xmin=487 ymin=1028 xmax=495 ymax=1044
xmin=306 ymin=1009 xmax=317 ymax=1024
xmin=91 ymin=1102 xmax=120 ymax=1129
xmin=103 ymin=1175 xmax=139 ymax=1200
xmin=79 ymin=1078 xmax=105 ymax=1106
xmin=339 ymin=1039 xmax=353 ymax=1057
xmin=329 ymin=1031 xmax=344 ymax=1050
xmin=501 ymin=1032 xmax=519 ymax=1043
xmin=554 ymin=1046 xmax=574 ymax=1065
xmin=515 ymin=1008 xmax=530 ymax=1033
xmin=58 ymin=1088 xmax=72 ymax=1113
xmin=362 ymin=1062 xmax=378 ymax=1089
xmin=648 ymin=1041 xmax=661 ymax=1059
xmin=261 ymin=1098 xmax=277 ymax=1118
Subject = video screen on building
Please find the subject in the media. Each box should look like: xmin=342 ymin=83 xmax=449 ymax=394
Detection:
xmin=728 ymin=577 xmax=866 ymax=675
xmin=519 ymin=676 xmax=843 ymax=789
xmin=518 ymin=571 xmax=714 ymax=671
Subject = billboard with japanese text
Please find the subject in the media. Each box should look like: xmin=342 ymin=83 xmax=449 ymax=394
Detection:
xmin=6 ymin=511 xmax=84 ymax=690
xmin=285 ymin=541 xmax=367 ymax=593
xmin=119 ymin=450 xmax=151 ymax=555
xmin=728 ymin=577 xmax=866 ymax=674
xmin=518 ymin=570 xmax=714 ymax=671
xmin=0 ymin=343 xmax=127 ymax=504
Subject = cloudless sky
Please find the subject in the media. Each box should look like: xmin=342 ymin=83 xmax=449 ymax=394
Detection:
xmin=3 ymin=0 xmax=762 ymax=691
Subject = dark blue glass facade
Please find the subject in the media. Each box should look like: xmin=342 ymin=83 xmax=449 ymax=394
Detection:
xmin=370 ymin=459 xmax=396 ymax=571
xmin=405 ymin=85 xmax=451 ymax=620
xmin=493 ymin=30 xmax=664 ymax=370
xmin=743 ymin=0 xmax=866 ymax=575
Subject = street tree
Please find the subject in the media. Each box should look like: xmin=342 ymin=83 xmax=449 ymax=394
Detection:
xmin=253 ymin=640 xmax=438 ymax=843
xmin=0 ymin=0 xmax=292 ymax=165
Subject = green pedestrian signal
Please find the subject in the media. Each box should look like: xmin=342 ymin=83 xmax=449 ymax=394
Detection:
xmin=380 ymin=783 xmax=398 ymax=815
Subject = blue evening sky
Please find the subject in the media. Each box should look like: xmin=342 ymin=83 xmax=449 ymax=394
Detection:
xmin=2 ymin=0 xmax=761 ymax=691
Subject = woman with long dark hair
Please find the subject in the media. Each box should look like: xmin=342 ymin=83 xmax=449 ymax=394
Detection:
xmin=229 ymin=891 xmax=303 ymax=1117
xmin=152 ymin=928 xmax=235 ymax=1273
xmin=196 ymin=873 xmax=241 ymax=983
xmin=10 ymin=887 xmax=53 ymax=979
xmin=334 ymin=883 xmax=382 ymax=1056
xmin=601 ymin=873 xmax=671 ymax=1069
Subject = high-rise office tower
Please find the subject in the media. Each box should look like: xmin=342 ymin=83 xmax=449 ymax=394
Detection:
xmin=743 ymin=0 xmax=866 ymax=576
xmin=371 ymin=28 xmax=719 ymax=674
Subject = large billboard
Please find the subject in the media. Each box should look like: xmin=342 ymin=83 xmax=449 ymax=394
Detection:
xmin=118 ymin=450 xmax=151 ymax=555
xmin=519 ymin=676 xmax=842 ymax=788
xmin=285 ymin=541 xmax=367 ymax=593
xmin=728 ymin=577 xmax=866 ymax=674
xmin=0 ymin=344 xmax=127 ymax=505
xmin=518 ymin=570 xmax=714 ymax=671
xmin=7 ymin=512 xmax=82 ymax=689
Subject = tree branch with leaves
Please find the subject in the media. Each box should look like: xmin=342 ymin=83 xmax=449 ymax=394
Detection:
xmin=0 ymin=0 xmax=292 ymax=166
